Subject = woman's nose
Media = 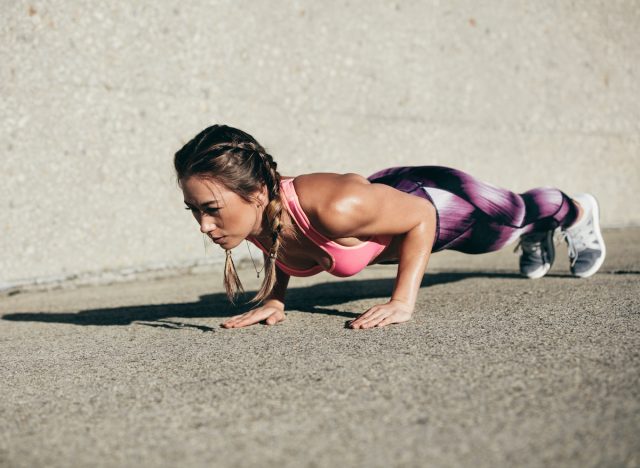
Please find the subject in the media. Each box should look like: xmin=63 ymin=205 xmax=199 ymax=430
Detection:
xmin=199 ymin=216 xmax=217 ymax=234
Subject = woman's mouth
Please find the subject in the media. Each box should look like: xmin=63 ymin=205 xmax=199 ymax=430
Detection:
xmin=211 ymin=236 xmax=226 ymax=244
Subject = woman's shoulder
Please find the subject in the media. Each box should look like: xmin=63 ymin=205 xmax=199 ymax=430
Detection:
xmin=290 ymin=172 xmax=369 ymax=204
xmin=290 ymin=172 xmax=368 ymax=192
xmin=285 ymin=172 xmax=372 ymax=233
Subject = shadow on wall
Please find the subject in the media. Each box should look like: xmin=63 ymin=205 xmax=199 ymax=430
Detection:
xmin=2 ymin=271 xmax=527 ymax=329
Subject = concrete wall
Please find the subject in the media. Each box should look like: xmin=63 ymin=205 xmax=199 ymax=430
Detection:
xmin=2 ymin=0 xmax=639 ymax=288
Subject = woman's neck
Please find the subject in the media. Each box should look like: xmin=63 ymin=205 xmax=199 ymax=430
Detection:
xmin=252 ymin=199 xmax=290 ymax=238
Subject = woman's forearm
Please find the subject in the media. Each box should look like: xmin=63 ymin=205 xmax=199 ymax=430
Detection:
xmin=390 ymin=217 xmax=435 ymax=308
xmin=264 ymin=266 xmax=290 ymax=308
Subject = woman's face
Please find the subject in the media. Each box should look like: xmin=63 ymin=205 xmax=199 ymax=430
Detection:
xmin=181 ymin=176 xmax=265 ymax=250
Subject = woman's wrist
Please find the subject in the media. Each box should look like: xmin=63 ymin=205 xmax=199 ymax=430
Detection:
xmin=263 ymin=298 xmax=285 ymax=310
xmin=389 ymin=297 xmax=415 ymax=311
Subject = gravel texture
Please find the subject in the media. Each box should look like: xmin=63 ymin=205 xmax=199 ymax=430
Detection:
xmin=1 ymin=228 xmax=639 ymax=468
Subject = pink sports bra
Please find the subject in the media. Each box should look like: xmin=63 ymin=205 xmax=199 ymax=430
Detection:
xmin=248 ymin=178 xmax=393 ymax=277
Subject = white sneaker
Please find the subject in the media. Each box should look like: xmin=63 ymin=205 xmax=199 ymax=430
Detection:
xmin=561 ymin=193 xmax=606 ymax=278
xmin=515 ymin=230 xmax=556 ymax=279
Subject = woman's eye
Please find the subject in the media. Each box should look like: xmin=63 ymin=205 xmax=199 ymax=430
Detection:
xmin=184 ymin=206 xmax=219 ymax=215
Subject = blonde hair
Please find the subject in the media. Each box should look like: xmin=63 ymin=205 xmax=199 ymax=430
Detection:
xmin=174 ymin=125 xmax=294 ymax=304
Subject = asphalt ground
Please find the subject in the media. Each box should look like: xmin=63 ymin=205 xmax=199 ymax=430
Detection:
xmin=1 ymin=228 xmax=639 ymax=468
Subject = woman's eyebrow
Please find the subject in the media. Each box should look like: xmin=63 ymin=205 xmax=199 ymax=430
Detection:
xmin=184 ymin=200 xmax=220 ymax=207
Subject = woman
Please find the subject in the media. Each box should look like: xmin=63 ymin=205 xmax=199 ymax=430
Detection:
xmin=174 ymin=125 xmax=606 ymax=329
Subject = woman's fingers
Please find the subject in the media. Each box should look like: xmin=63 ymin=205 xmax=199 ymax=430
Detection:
xmin=265 ymin=311 xmax=284 ymax=326
xmin=222 ymin=307 xmax=284 ymax=328
xmin=229 ymin=309 xmax=271 ymax=327
xmin=350 ymin=308 xmax=386 ymax=329
xmin=349 ymin=303 xmax=413 ymax=329
xmin=375 ymin=315 xmax=399 ymax=328
xmin=222 ymin=311 xmax=260 ymax=328
xmin=349 ymin=306 xmax=379 ymax=328
xmin=374 ymin=310 xmax=412 ymax=328
xmin=357 ymin=311 xmax=390 ymax=329
xmin=222 ymin=311 xmax=255 ymax=328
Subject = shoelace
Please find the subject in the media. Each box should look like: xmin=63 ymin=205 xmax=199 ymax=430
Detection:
xmin=562 ymin=231 xmax=578 ymax=266
xmin=513 ymin=237 xmax=542 ymax=255
xmin=513 ymin=230 xmax=561 ymax=264
xmin=513 ymin=229 xmax=555 ymax=254
xmin=562 ymin=219 xmax=597 ymax=267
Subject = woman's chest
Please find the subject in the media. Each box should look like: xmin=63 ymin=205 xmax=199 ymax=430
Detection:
xmin=278 ymin=232 xmax=398 ymax=270
xmin=265 ymin=230 xmax=387 ymax=272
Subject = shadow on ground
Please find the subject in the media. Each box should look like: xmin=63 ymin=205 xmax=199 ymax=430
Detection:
xmin=1 ymin=271 xmax=529 ymax=327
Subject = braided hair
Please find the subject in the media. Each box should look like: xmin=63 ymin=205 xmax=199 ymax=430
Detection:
xmin=174 ymin=124 xmax=292 ymax=304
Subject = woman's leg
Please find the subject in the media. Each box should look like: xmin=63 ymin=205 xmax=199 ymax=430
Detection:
xmin=369 ymin=165 xmax=605 ymax=278
xmin=368 ymin=165 xmax=579 ymax=254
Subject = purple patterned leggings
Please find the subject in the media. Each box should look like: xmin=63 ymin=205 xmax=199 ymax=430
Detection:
xmin=368 ymin=166 xmax=578 ymax=254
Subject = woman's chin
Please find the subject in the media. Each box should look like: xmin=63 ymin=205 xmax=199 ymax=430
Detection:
xmin=217 ymin=237 xmax=241 ymax=249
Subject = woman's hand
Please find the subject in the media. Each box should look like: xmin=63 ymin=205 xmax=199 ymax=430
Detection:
xmin=348 ymin=299 xmax=414 ymax=329
xmin=221 ymin=302 xmax=286 ymax=328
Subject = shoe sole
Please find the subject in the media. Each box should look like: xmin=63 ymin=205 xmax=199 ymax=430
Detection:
xmin=524 ymin=262 xmax=551 ymax=279
xmin=572 ymin=193 xmax=606 ymax=278
xmin=522 ymin=230 xmax=556 ymax=279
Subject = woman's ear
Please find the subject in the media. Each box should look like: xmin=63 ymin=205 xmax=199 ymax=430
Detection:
xmin=255 ymin=184 xmax=269 ymax=207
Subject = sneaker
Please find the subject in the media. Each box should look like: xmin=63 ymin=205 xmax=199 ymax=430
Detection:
xmin=562 ymin=193 xmax=606 ymax=278
xmin=515 ymin=230 xmax=556 ymax=279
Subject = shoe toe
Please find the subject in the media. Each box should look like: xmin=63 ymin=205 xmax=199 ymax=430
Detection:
xmin=571 ymin=249 xmax=604 ymax=277
xmin=520 ymin=261 xmax=550 ymax=279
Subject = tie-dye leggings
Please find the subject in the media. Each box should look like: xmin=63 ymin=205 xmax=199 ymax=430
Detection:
xmin=368 ymin=166 xmax=578 ymax=254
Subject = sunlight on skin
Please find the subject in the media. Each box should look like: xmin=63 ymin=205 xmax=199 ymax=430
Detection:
xmin=181 ymin=175 xmax=442 ymax=330
xmin=348 ymin=299 xmax=414 ymax=329
xmin=181 ymin=176 xmax=268 ymax=250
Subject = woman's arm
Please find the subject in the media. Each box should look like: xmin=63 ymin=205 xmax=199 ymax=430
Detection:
xmin=301 ymin=173 xmax=436 ymax=328
xmin=221 ymin=260 xmax=290 ymax=328
xmin=349 ymin=216 xmax=434 ymax=328
xmin=386 ymin=215 xmax=434 ymax=304
xmin=262 ymin=264 xmax=290 ymax=310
